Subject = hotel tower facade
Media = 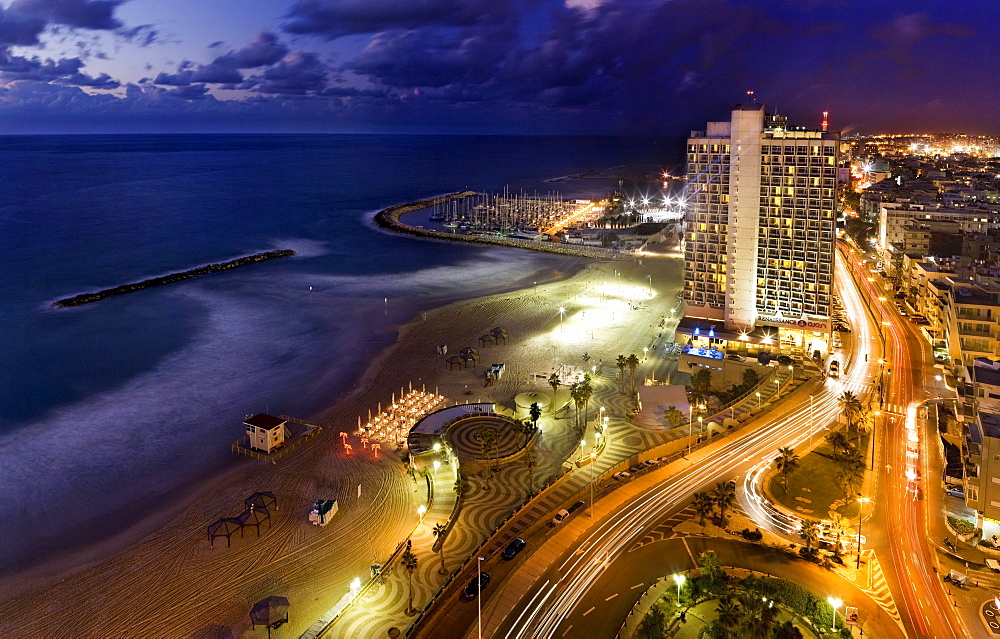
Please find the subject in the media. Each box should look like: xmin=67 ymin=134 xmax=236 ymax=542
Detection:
xmin=681 ymin=104 xmax=839 ymax=355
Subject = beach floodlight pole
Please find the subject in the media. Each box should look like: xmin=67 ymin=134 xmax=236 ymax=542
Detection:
xmin=673 ymin=573 xmax=685 ymax=605
xmin=559 ymin=306 xmax=566 ymax=332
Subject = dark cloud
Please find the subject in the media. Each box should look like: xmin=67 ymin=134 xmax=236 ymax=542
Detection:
xmin=9 ymin=0 xmax=123 ymax=31
xmin=117 ymin=24 xmax=161 ymax=47
xmin=871 ymin=12 xmax=972 ymax=64
xmin=283 ymin=0 xmax=515 ymax=39
xmin=254 ymin=51 xmax=327 ymax=94
xmin=153 ymin=32 xmax=290 ymax=88
xmin=0 ymin=50 xmax=119 ymax=88
xmin=163 ymin=83 xmax=211 ymax=99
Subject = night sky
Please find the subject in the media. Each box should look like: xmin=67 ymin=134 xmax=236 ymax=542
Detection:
xmin=0 ymin=0 xmax=995 ymax=135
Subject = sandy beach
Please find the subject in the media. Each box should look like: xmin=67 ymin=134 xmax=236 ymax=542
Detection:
xmin=0 ymin=232 xmax=681 ymax=637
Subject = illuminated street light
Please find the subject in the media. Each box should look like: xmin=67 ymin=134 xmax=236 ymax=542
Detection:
xmin=477 ymin=556 xmax=486 ymax=639
xmin=672 ymin=573 xmax=686 ymax=605
xmin=417 ymin=505 xmax=427 ymax=518
xmin=828 ymin=597 xmax=843 ymax=631
xmin=350 ymin=577 xmax=361 ymax=596
xmin=756 ymin=392 xmax=761 ymax=409
xmin=589 ymin=450 xmax=597 ymax=517
xmin=433 ymin=442 xmax=441 ymax=452
xmin=433 ymin=460 xmax=441 ymax=473
xmin=559 ymin=306 xmax=566 ymax=332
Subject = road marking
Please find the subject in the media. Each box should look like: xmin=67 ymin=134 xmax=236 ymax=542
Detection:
xmin=682 ymin=537 xmax=698 ymax=567
xmin=561 ymin=626 xmax=572 ymax=637
xmin=630 ymin=582 xmax=644 ymax=590
xmin=605 ymin=593 xmax=618 ymax=601
xmin=582 ymin=607 xmax=595 ymax=617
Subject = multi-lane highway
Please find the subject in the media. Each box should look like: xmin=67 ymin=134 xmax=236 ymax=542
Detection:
xmin=470 ymin=255 xmax=894 ymax=638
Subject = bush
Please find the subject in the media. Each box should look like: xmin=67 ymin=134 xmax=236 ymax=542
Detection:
xmin=948 ymin=516 xmax=976 ymax=536
xmin=740 ymin=528 xmax=763 ymax=542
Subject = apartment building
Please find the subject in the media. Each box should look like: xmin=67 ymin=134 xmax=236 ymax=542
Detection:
xmin=682 ymin=104 xmax=838 ymax=355
xmin=962 ymin=358 xmax=1000 ymax=520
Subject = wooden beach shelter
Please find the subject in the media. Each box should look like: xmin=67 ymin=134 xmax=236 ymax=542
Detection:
xmin=250 ymin=595 xmax=290 ymax=638
xmin=490 ymin=327 xmax=508 ymax=344
xmin=446 ymin=355 xmax=464 ymax=370
xmin=479 ymin=334 xmax=496 ymax=347
xmin=234 ymin=505 xmax=271 ymax=537
xmin=459 ymin=346 xmax=480 ymax=363
xmin=245 ymin=491 xmax=278 ymax=512
xmin=207 ymin=517 xmax=244 ymax=549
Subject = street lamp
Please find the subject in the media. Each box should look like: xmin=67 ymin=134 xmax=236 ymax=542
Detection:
xmin=672 ymin=573 xmax=686 ymax=605
xmin=643 ymin=346 xmax=648 ymax=360
xmin=827 ymin=597 xmax=843 ymax=631
xmin=580 ymin=439 xmax=586 ymax=459
xmin=856 ymin=497 xmax=871 ymax=569
xmin=559 ymin=306 xmax=566 ymax=332
xmin=756 ymin=392 xmax=761 ymax=409
xmin=477 ymin=556 xmax=485 ymax=639
xmin=809 ymin=394 xmax=815 ymax=447
xmin=697 ymin=416 xmax=704 ymax=444
xmin=417 ymin=505 xmax=427 ymax=519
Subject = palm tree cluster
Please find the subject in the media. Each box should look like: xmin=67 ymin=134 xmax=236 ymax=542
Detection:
xmin=476 ymin=425 xmax=500 ymax=490
xmin=569 ymin=375 xmax=593 ymax=433
xmin=692 ymin=481 xmax=737 ymax=527
xmin=701 ymin=594 xmax=783 ymax=639
xmin=615 ymin=354 xmax=640 ymax=395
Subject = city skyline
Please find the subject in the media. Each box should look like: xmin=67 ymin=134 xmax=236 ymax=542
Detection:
xmin=0 ymin=0 xmax=997 ymax=135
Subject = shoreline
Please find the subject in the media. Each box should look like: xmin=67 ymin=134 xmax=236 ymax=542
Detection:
xmin=0 ymin=192 xmax=679 ymax=637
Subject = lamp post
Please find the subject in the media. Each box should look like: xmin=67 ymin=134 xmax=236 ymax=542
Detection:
xmin=559 ymin=306 xmax=566 ymax=332
xmin=809 ymin=394 xmax=815 ymax=448
xmin=672 ymin=573 xmax=686 ymax=606
xmin=856 ymin=497 xmax=870 ymax=569
xmin=589 ymin=450 xmax=597 ymax=517
xmin=828 ymin=596 xmax=843 ymax=632
xmin=580 ymin=439 xmax=586 ymax=460
xmin=756 ymin=392 xmax=761 ymax=409
xmin=477 ymin=556 xmax=485 ymax=639
xmin=697 ymin=416 xmax=704 ymax=445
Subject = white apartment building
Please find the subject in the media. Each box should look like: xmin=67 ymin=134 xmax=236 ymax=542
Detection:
xmin=682 ymin=104 xmax=838 ymax=353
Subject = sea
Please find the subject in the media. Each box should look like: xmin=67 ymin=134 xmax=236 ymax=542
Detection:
xmin=0 ymin=134 xmax=680 ymax=574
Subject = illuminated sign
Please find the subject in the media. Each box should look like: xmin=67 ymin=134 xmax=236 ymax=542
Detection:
xmin=756 ymin=314 xmax=830 ymax=331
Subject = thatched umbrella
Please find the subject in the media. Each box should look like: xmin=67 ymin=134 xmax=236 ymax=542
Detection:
xmin=250 ymin=596 xmax=289 ymax=638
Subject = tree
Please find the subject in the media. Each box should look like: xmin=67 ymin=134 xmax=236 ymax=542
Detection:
xmin=476 ymin=425 xmax=499 ymax=490
xmin=712 ymin=481 xmax=736 ymax=527
xmin=699 ymin=551 xmax=724 ymax=592
xmin=741 ymin=367 xmax=759 ymax=389
xmin=569 ymin=382 xmax=584 ymax=432
xmin=715 ymin=597 xmax=742 ymax=630
xmin=453 ymin=476 xmax=466 ymax=496
xmin=663 ymin=405 xmax=684 ymax=429
xmin=626 ymin=353 xmax=640 ymax=396
xmin=799 ymin=519 xmax=820 ymax=553
xmin=839 ymin=390 xmax=863 ymax=441
xmin=825 ymin=429 xmax=851 ymax=458
xmin=635 ymin=605 xmax=666 ymax=639
xmin=432 ymin=523 xmax=448 ymax=575
xmin=691 ymin=367 xmax=713 ymax=396
xmin=774 ymin=447 xmax=800 ymax=494
xmin=739 ymin=594 xmax=779 ymax=639
xmin=525 ymin=452 xmax=538 ymax=495
xmin=693 ymin=491 xmax=715 ymax=525
xmin=616 ymin=355 xmax=628 ymax=393
xmin=834 ymin=446 xmax=866 ymax=498
xmin=774 ymin=620 xmax=804 ymax=639
xmin=827 ymin=513 xmax=851 ymax=559
xmin=529 ymin=402 xmax=542 ymax=433
xmin=402 ymin=548 xmax=418 ymax=615
xmin=547 ymin=373 xmax=561 ymax=409
xmin=578 ymin=379 xmax=593 ymax=433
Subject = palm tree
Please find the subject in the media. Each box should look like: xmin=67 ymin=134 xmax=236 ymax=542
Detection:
xmin=739 ymin=594 xmax=779 ymax=639
xmin=825 ymin=429 xmax=851 ymax=458
xmin=715 ymin=597 xmax=742 ymax=629
xmin=799 ymin=519 xmax=820 ymax=553
xmin=693 ymin=491 xmax=714 ymax=525
xmin=453 ymin=476 xmax=466 ymax=496
xmin=663 ymin=405 xmax=684 ymax=429
xmin=828 ymin=513 xmax=851 ymax=559
xmin=774 ymin=447 xmax=800 ymax=494
xmin=569 ymin=382 xmax=584 ymax=431
xmin=691 ymin=367 xmax=713 ymax=395
xmin=476 ymin=425 xmax=499 ymax=489
xmin=712 ymin=481 xmax=736 ymax=527
xmin=432 ymin=523 xmax=448 ymax=575
xmin=635 ymin=605 xmax=666 ymax=639
xmin=547 ymin=373 xmax=561 ymax=410
xmin=529 ymin=402 xmax=542 ymax=433
xmin=578 ymin=380 xmax=593 ymax=433
xmin=835 ymin=446 xmax=866 ymax=497
xmin=839 ymin=390 xmax=863 ymax=441
xmin=626 ymin=353 xmax=640 ymax=396
xmin=525 ymin=452 xmax=538 ymax=495
xmin=616 ymin=355 xmax=627 ymax=393
xmin=402 ymin=548 xmax=418 ymax=614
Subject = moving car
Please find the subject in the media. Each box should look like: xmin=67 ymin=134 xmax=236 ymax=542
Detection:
xmin=462 ymin=572 xmax=491 ymax=600
xmin=502 ymin=538 xmax=526 ymax=560
xmin=828 ymin=360 xmax=840 ymax=378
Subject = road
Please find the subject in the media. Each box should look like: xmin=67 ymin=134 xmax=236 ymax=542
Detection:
xmin=461 ymin=254 xmax=887 ymax=639
xmin=843 ymin=244 xmax=968 ymax=638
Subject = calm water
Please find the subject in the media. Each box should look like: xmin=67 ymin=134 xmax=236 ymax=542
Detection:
xmin=0 ymin=134 xmax=679 ymax=569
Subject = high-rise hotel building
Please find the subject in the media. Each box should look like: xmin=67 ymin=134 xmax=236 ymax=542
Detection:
xmin=682 ymin=104 xmax=839 ymax=353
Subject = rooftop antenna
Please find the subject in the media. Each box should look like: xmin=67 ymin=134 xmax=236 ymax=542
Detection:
xmin=821 ymin=111 xmax=829 ymax=132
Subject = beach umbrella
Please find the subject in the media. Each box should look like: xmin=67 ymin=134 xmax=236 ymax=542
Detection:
xmin=251 ymin=596 xmax=290 ymax=637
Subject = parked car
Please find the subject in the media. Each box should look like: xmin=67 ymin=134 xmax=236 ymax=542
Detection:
xmin=502 ymin=538 xmax=526 ymax=560
xmin=568 ymin=500 xmax=585 ymax=514
xmin=613 ymin=471 xmax=632 ymax=481
xmin=463 ymin=572 xmax=491 ymax=600
xmin=551 ymin=509 xmax=570 ymax=526
xmin=643 ymin=459 xmax=659 ymax=467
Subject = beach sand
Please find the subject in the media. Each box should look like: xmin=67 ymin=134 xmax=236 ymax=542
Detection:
xmin=0 ymin=252 xmax=681 ymax=638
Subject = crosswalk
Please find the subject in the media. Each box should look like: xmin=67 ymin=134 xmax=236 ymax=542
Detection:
xmin=861 ymin=550 xmax=903 ymax=626
xmin=965 ymin=565 xmax=1000 ymax=589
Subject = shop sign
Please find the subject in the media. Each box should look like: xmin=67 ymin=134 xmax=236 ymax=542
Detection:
xmin=757 ymin=314 xmax=830 ymax=331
